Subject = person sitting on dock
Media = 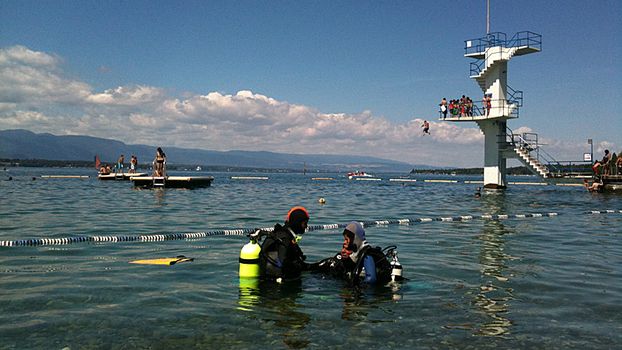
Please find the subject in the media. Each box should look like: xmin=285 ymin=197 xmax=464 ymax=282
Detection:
xmin=99 ymin=164 xmax=110 ymax=175
xmin=153 ymin=147 xmax=166 ymax=177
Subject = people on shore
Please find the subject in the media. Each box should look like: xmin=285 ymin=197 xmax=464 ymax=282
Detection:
xmin=153 ymin=147 xmax=166 ymax=177
xmin=257 ymin=206 xmax=310 ymax=283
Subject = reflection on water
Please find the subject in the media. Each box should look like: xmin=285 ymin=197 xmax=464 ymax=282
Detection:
xmin=339 ymin=285 xmax=399 ymax=322
xmin=473 ymin=220 xmax=514 ymax=337
xmin=238 ymin=279 xmax=310 ymax=349
xmin=153 ymin=187 xmax=166 ymax=206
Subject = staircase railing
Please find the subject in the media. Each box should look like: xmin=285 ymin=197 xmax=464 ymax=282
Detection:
xmin=507 ymin=85 xmax=523 ymax=107
xmin=470 ymin=60 xmax=485 ymax=77
xmin=505 ymin=127 xmax=563 ymax=175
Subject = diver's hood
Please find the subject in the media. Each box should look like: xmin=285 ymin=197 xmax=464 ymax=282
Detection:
xmin=345 ymin=221 xmax=368 ymax=263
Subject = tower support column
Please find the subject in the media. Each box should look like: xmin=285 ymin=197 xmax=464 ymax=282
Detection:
xmin=478 ymin=119 xmax=507 ymax=189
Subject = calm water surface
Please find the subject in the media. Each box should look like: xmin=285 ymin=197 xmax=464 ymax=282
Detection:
xmin=1 ymin=167 xmax=621 ymax=349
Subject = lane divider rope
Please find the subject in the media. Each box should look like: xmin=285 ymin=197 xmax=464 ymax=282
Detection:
xmin=1 ymin=210 xmax=620 ymax=248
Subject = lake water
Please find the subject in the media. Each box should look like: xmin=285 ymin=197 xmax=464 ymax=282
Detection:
xmin=1 ymin=167 xmax=620 ymax=349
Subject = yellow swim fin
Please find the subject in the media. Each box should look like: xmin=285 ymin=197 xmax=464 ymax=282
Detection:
xmin=129 ymin=255 xmax=194 ymax=265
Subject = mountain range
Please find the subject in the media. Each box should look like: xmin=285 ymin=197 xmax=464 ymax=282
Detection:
xmin=0 ymin=129 xmax=429 ymax=172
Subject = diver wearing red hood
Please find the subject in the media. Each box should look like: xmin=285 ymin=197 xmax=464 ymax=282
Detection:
xmin=258 ymin=206 xmax=310 ymax=283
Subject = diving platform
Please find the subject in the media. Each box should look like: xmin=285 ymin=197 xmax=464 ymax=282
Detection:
xmin=131 ymin=175 xmax=214 ymax=189
xmin=464 ymin=31 xmax=542 ymax=59
xmin=98 ymin=172 xmax=147 ymax=181
xmin=443 ymin=30 xmax=542 ymax=189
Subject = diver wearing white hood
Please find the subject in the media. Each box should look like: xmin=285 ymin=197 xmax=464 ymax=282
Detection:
xmin=312 ymin=221 xmax=395 ymax=286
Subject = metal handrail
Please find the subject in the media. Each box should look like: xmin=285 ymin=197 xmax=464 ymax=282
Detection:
xmin=439 ymin=99 xmax=519 ymax=119
xmin=507 ymin=85 xmax=523 ymax=107
xmin=507 ymin=31 xmax=542 ymax=51
xmin=464 ymin=31 xmax=542 ymax=55
xmin=470 ymin=60 xmax=485 ymax=77
xmin=506 ymin=127 xmax=563 ymax=174
xmin=506 ymin=128 xmax=593 ymax=176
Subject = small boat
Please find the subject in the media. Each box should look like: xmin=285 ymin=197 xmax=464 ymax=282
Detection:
xmin=347 ymin=171 xmax=374 ymax=180
xmin=196 ymin=166 xmax=202 ymax=171
xmin=98 ymin=172 xmax=147 ymax=181
xmin=131 ymin=175 xmax=214 ymax=189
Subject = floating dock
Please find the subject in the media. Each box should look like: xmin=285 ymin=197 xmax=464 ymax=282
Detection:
xmin=231 ymin=176 xmax=269 ymax=180
xmin=98 ymin=173 xmax=147 ymax=181
xmin=602 ymin=175 xmax=622 ymax=191
xmin=41 ymin=175 xmax=89 ymax=179
xmin=131 ymin=176 xmax=214 ymax=189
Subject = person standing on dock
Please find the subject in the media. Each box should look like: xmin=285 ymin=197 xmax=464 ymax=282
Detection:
xmin=129 ymin=155 xmax=137 ymax=174
xmin=116 ymin=154 xmax=125 ymax=174
xmin=153 ymin=147 xmax=166 ymax=177
xmin=602 ymin=150 xmax=612 ymax=175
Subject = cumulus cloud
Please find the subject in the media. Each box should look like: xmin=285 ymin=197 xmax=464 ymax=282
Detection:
xmin=0 ymin=45 xmax=91 ymax=105
xmin=6 ymin=45 xmax=586 ymax=167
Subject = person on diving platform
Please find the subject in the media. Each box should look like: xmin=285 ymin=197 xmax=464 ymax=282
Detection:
xmin=312 ymin=221 xmax=395 ymax=286
xmin=257 ymin=206 xmax=310 ymax=283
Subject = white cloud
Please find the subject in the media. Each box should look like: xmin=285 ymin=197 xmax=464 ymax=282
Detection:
xmin=87 ymin=85 xmax=166 ymax=106
xmin=0 ymin=46 xmax=91 ymax=105
xmin=5 ymin=45 xmax=610 ymax=168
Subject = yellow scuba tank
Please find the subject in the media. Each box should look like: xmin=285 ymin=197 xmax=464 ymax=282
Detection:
xmin=239 ymin=232 xmax=262 ymax=278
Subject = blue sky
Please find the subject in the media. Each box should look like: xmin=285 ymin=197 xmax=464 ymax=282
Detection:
xmin=0 ymin=0 xmax=620 ymax=167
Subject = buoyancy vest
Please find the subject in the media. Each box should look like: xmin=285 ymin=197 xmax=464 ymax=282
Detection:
xmin=313 ymin=246 xmax=392 ymax=286
xmin=258 ymin=223 xmax=306 ymax=282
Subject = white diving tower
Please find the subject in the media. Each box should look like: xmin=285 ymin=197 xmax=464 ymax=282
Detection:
xmin=446 ymin=31 xmax=542 ymax=189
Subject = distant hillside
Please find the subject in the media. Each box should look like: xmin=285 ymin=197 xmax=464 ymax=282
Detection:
xmin=0 ymin=129 xmax=432 ymax=172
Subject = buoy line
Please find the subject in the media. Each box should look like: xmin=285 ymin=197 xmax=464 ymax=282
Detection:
xmin=1 ymin=210 xmax=620 ymax=248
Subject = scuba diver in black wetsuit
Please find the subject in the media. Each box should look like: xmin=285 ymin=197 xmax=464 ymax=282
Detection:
xmin=311 ymin=221 xmax=402 ymax=287
xmin=256 ymin=206 xmax=310 ymax=283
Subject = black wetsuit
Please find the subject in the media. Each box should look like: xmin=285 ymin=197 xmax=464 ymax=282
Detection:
xmin=258 ymin=223 xmax=307 ymax=282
